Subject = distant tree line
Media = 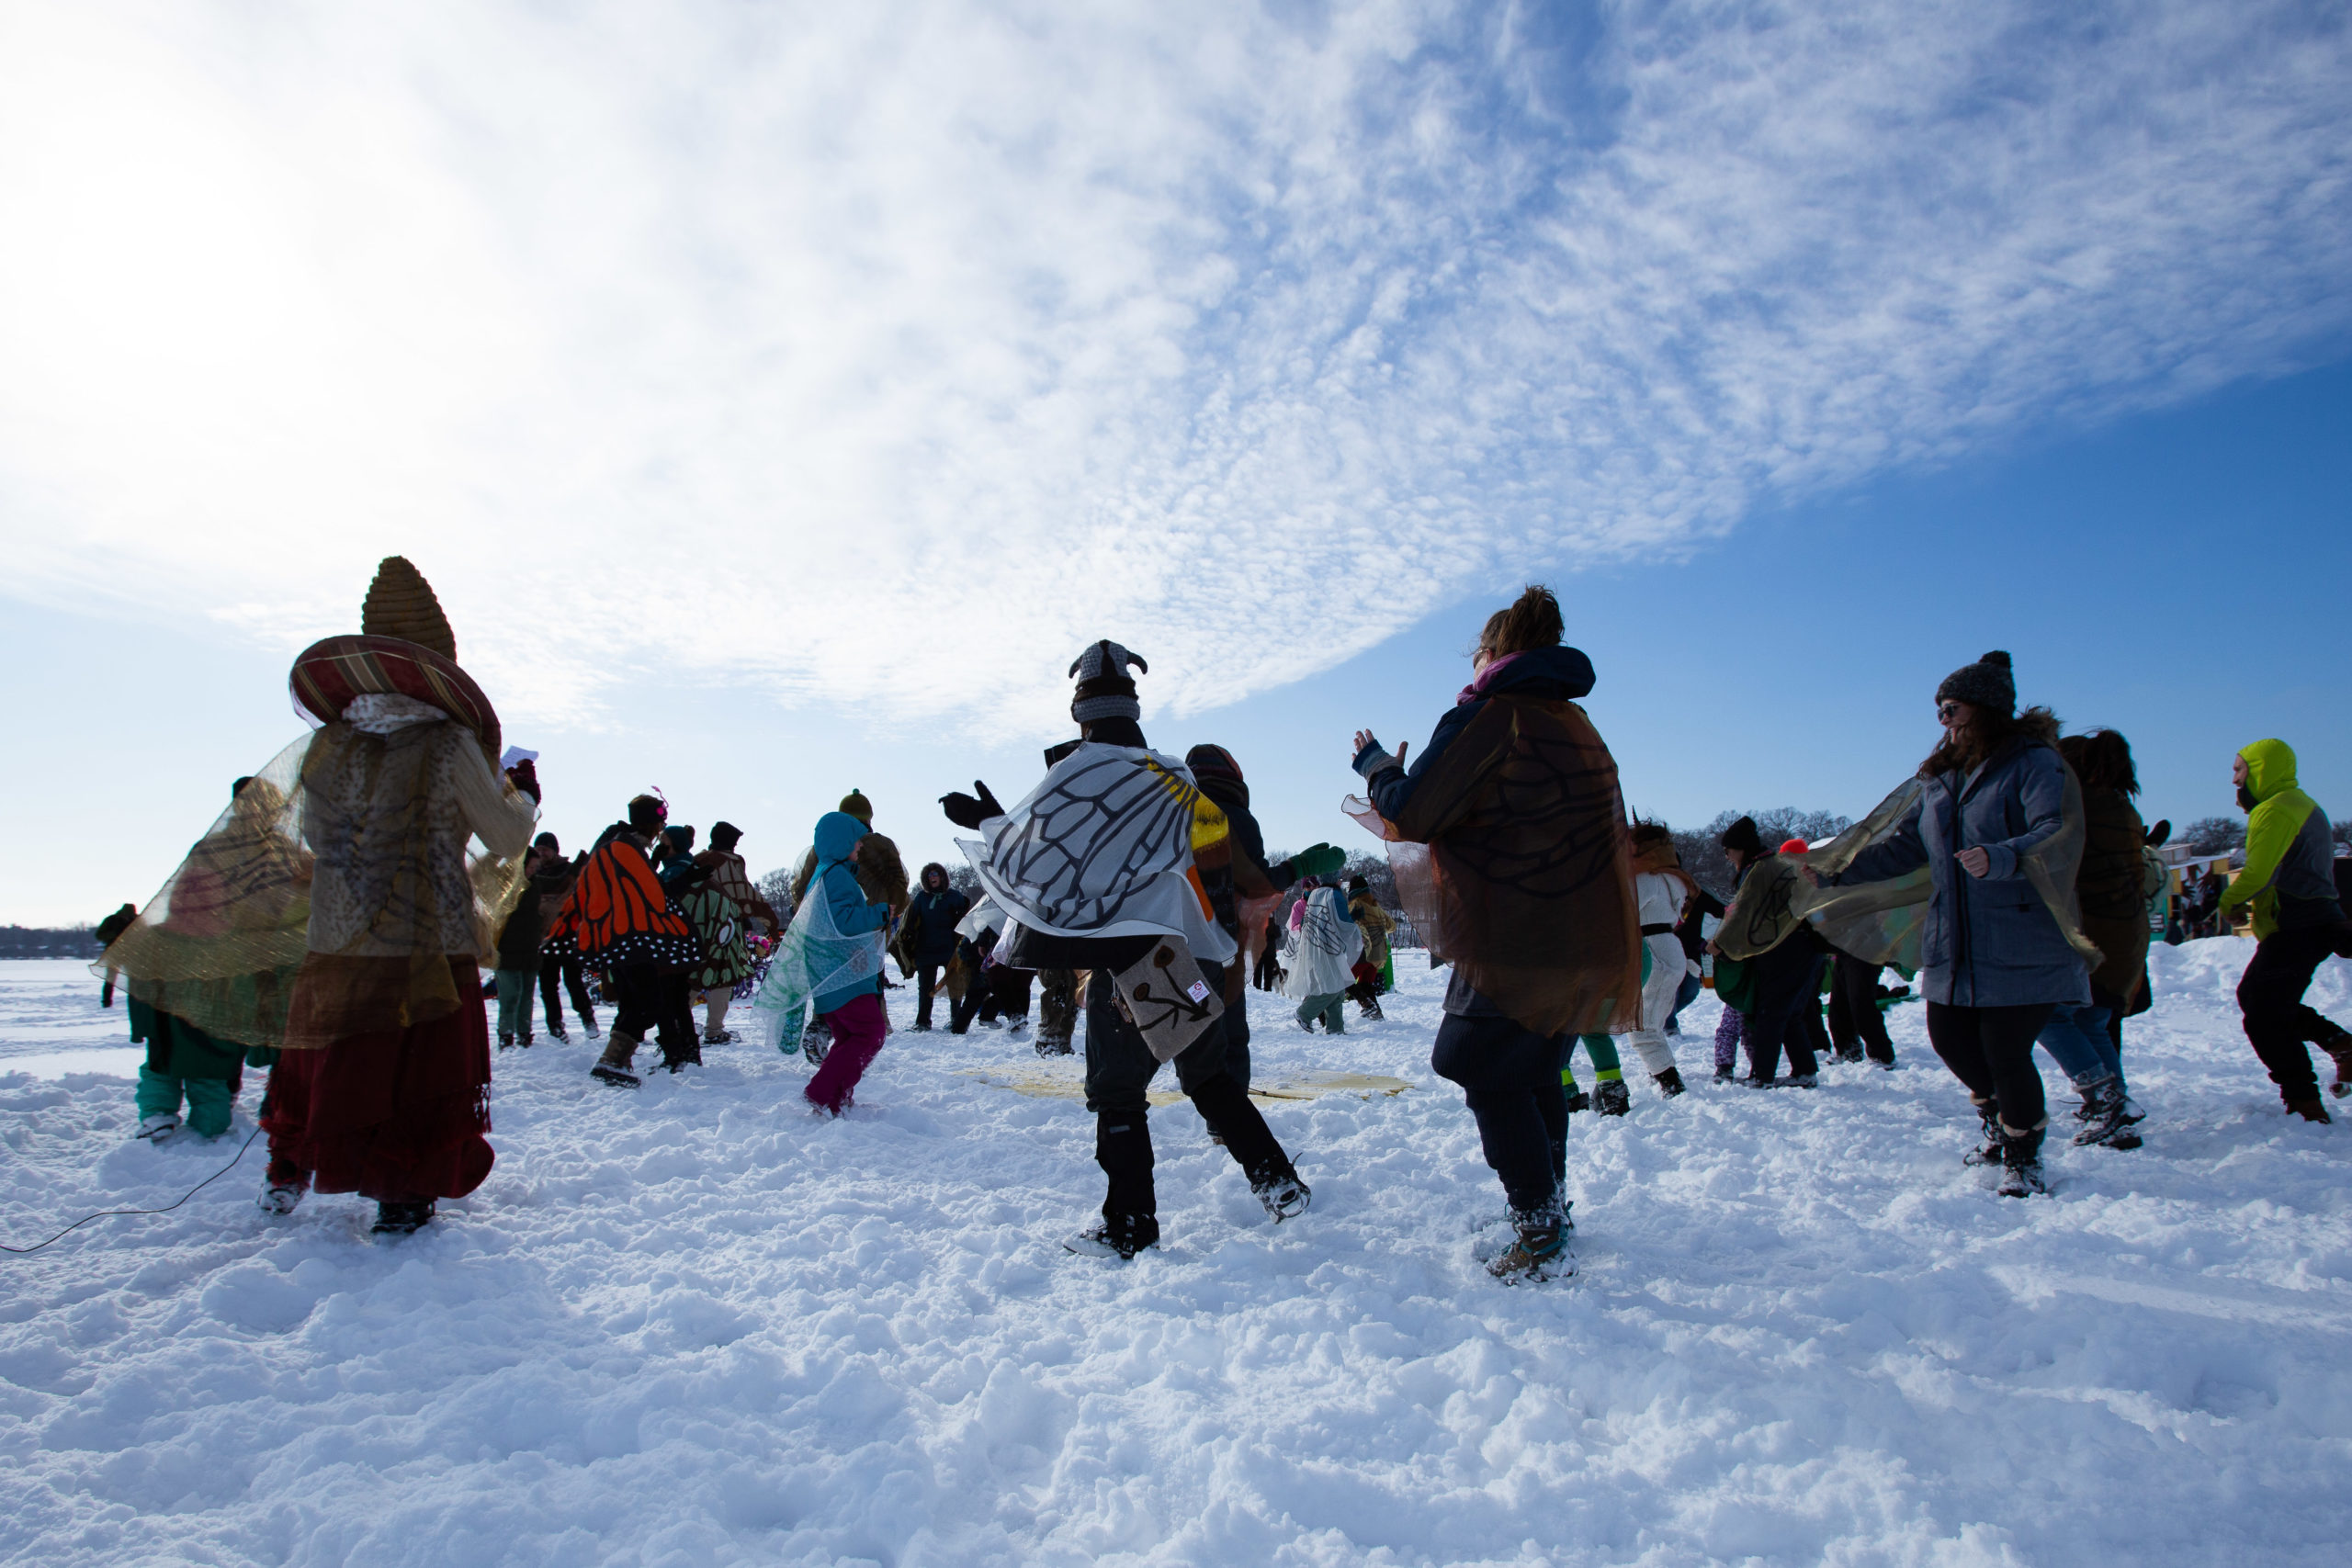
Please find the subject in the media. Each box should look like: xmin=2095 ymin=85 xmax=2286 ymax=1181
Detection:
xmin=1669 ymin=809 xmax=1854 ymax=899
xmin=0 ymin=926 xmax=103 ymax=960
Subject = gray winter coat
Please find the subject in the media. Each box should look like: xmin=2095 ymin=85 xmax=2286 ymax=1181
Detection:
xmin=1833 ymin=738 xmax=2090 ymax=1008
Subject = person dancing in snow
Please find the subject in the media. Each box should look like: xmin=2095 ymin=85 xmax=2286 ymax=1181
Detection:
xmin=757 ymin=811 xmax=896 ymax=1115
xmin=1344 ymin=874 xmax=1396 ymax=1021
xmin=1283 ymin=883 xmax=1363 ymax=1034
xmin=270 ymin=557 xmax=539 ymax=1234
xmin=1621 ymin=822 xmax=1696 ymax=1097
xmin=1183 ymin=743 xmax=1346 ymax=1095
xmin=1805 ymin=652 xmax=2092 ymax=1197
xmin=2218 ymin=737 xmax=2352 ymax=1121
xmin=944 ymin=642 xmax=1313 ymax=1260
xmin=1348 ymin=585 xmax=1641 ymax=1281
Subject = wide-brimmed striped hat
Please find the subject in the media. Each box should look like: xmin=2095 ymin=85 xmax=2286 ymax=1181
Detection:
xmin=288 ymin=558 xmax=500 ymax=759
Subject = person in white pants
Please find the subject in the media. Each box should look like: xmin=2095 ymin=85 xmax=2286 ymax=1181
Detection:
xmin=1624 ymin=823 xmax=1699 ymax=1096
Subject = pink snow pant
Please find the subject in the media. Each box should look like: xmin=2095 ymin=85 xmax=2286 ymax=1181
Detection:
xmin=805 ymin=992 xmax=888 ymax=1114
xmin=1714 ymin=1005 xmax=1746 ymax=1071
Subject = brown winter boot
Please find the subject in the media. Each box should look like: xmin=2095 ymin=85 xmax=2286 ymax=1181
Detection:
xmin=2286 ymin=1098 xmax=2332 ymax=1123
xmin=591 ymin=1032 xmax=642 ymax=1089
xmin=2322 ymin=1032 xmax=2352 ymax=1099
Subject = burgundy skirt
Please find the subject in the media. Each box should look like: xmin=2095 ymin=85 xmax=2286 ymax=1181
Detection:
xmin=263 ymin=959 xmax=494 ymax=1201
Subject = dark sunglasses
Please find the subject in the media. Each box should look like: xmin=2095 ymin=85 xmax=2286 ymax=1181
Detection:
xmin=1937 ymin=701 xmax=1965 ymax=722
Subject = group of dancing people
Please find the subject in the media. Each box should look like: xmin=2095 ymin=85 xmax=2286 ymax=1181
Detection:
xmin=92 ymin=560 xmax=2352 ymax=1274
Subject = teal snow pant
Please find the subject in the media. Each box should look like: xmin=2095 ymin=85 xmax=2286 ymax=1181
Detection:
xmin=137 ymin=1065 xmax=236 ymax=1138
xmin=1296 ymin=992 xmax=1347 ymax=1034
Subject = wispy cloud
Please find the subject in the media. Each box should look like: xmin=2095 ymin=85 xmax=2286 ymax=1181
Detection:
xmin=3 ymin=0 xmax=2346 ymax=733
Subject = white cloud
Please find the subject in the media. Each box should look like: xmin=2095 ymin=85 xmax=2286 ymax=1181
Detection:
xmin=2 ymin=0 xmax=2346 ymax=734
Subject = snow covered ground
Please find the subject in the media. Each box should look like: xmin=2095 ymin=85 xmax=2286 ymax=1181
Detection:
xmin=2 ymin=942 xmax=2348 ymax=1567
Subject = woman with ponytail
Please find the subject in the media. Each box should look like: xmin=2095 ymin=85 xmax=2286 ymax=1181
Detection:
xmin=1349 ymin=586 xmax=1640 ymax=1280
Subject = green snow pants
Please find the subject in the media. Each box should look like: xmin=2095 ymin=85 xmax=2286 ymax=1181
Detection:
xmin=137 ymin=1065 xmax=236 ymax=1138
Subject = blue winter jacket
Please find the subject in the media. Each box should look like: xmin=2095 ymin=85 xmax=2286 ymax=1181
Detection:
xmin=1833 ymin=737 xmax=2089 ymax=1008
xmin=809 ymin=811 xmax=890 ymax=1016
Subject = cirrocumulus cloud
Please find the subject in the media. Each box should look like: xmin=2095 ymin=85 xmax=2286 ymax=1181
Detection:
xmin=2 ymin=0 xmax=2346 ymax=732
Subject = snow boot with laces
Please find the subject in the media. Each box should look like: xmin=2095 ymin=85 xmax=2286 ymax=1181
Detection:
xmin=2072 ymin=1076 xmax=2143 ymax=1149
xmin=1654 ymin=1066 xmax=1686 ymax=1098
xmin=256 ymin=1184 xmax=304 ymax=1216
xmin=1065 ymin=1214 xmax=1159 ymax=1259
xmin=1251 ymin=1169 xmax=1313 ymax=1223
xmin=1487 ymin=1209 xmax=1570 ymax=1282
xmin=1595 ymin=1078 xmax=1631 ymax=1117
xmin=135 ymin=1112 xmax=181 ymax=1145
xmin=1996 ymin=1123 xmax=2049 ymax=1198
xmin=1962 ymin=1100 xmax=2004 ymax=1167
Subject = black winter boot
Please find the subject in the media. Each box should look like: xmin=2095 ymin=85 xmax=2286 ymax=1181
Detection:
xmin=1595 ymin=1079 xmax=1631 ymax=1117
xmin=1188 ymin=1077 xmax=1307 ymax=1222
xmin=1962 ymin=1099 xmax=2003 ymax=1167
xmin=2072 ymin=1076 xmax=2144 ymax=1149
xmin=1654 ymin=1066 xmax=1686 ymax=1098
xmin=1997 ymin=1123 xmax=2048 ymax=1198
xmin=1070 ymin=1111 xmax=1159 ymax=1258
xmin=659 ymin=1026 xmax=702 ymax=1074
xmin=371 ymin=1200 xmax=436 ymax=1235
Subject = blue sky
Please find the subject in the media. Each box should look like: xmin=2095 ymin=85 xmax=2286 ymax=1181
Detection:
xmin=2 ymin=2 xmax=2348 ymax=921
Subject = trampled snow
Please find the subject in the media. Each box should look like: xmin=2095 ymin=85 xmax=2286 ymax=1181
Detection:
xmin=1 ymin=942 xmax=2347 ymax=1566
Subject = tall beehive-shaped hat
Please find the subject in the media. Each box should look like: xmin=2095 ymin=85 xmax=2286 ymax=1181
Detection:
xmin=289 ymin=556 xmax=500 ymax=761
xmin=359 ymin=556 xmax=458 ymax=660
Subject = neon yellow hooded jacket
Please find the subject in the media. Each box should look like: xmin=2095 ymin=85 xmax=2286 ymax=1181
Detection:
xmin=2220 ymin=739 xmax=2337 ymax=939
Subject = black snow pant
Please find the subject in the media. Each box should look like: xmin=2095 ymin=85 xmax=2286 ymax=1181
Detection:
xmin=2236 ymin=922 xmax=2352 ymax=1103
xmin=1927 ymin=1000 xmax=2055 ymax=1134
xmin=1223 ymin=987 xmax=1253 ymax=1094
xmin=1083 ymin=959 xmax=1295 ymax=1251
xmin=913 ymin=962 xmax=945 ymax=1030
xmin=539 ymin=951 xmax=596 ymax=1035
xmin=1826 ymin=952 xmax=1895 ymax=1065
xmin=987 ymin=966 xmax=1033 ymax=1023
xmin=1036 ymin=968 xmax=1079 ymax=1054
xmin=1744 ymin=947 xmax=1826 ymax=1082
xmin=1430 ymin=1010 xmax=1570 ymax=1220
xmin=609 ymin=963 xmax=697 ymax=1067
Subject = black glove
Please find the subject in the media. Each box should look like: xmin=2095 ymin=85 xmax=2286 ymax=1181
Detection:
xmin=940 ymin=779 xmax=1005 ymax=830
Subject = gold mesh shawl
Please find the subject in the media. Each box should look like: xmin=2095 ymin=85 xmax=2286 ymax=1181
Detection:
xmin=94 ymin=734 xmax=317 ymax=1050
xmin=96 ymin=722 xmax=534 ymax=1049
xmin=1713 ymin=773 xmax=2102 ymax=971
